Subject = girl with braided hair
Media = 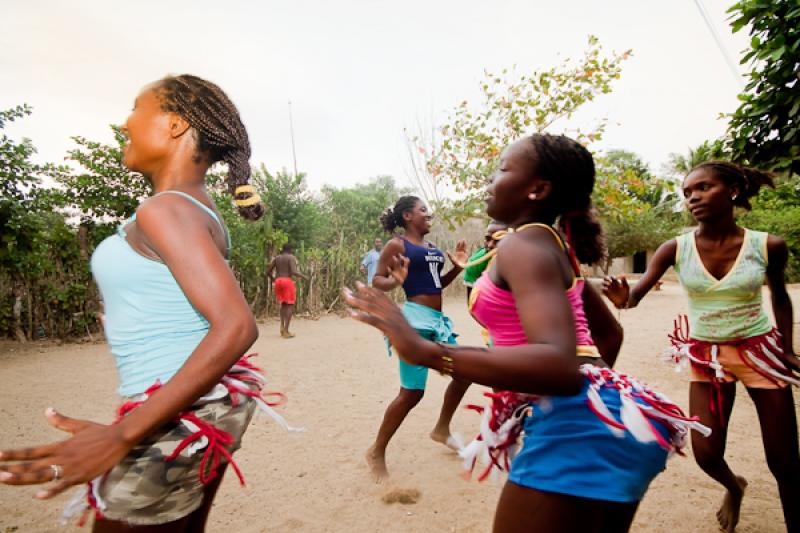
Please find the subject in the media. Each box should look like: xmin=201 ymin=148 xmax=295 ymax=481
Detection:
xmin=0 ymin=75 xmax=293 ymax=532
xmin=604 ymin=161 xmax=800 ymax=532
xmin=344 ymin=134 xmax=706 ymax=532
xmin=364 ymin=195 xmax=469 ymax=481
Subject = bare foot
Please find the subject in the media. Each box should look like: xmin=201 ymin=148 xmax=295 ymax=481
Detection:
xmin=429 ymin=430 xmax=463 ymax=452
xmin=717 ymin=476 xmax=747 ymax=532
xmin=281 ymin=330 xmax=295 ymax=338
xmin=366 ymin=447 xmax=388 ymax=483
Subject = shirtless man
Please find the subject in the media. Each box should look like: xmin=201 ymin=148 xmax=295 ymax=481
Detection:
xmin=267 ymin=244 xmax=308 ymax=338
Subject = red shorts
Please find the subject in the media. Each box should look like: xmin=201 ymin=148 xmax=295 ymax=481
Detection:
xmin=274 ymin=277 xmax=296 ymax=304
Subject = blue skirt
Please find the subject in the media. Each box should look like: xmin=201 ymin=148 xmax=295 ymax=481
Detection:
xmin=508 ymin=378 xmax=670 ymax=503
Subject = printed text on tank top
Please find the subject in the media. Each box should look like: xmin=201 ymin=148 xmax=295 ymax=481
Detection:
xmin=400 ymin=237 xmax=446 ymax=298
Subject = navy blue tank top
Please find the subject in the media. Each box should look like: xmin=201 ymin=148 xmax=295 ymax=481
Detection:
xmin=401 ymin=238 xmax=445 ymax=297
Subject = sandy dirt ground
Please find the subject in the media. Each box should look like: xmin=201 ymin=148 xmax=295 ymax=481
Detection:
xmin=1 ymin=283 xmax=798 ymax=532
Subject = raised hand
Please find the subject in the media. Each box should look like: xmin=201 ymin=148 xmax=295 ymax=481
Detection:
xmin=386 ymin=254 xmax=410 ymax=285
xmin=0 ymin=408 xmax=132 ymax=499
xmin=446 ymin=239 xmax=469 ymax=268
xmin=602 ymin=275 xmax=630 ymax=309
xmin=342 ymin=282 xmax=426 ymax=363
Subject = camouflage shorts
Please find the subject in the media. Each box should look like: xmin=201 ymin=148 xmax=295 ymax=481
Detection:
xmin=96 ymin=395 xmax=256 ymax=526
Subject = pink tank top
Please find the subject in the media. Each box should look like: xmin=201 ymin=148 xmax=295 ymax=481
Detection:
xmin=467 ymin=224 xmax=598 ymax=356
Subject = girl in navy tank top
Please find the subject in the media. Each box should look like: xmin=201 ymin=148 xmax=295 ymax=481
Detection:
xmin=362 ymin=195 xmax=469 ymax=481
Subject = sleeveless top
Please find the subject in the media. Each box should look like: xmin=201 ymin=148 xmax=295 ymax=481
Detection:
xmin=468 ymin=224 xmax=599 ymax=356
xmin=401 ymin=237 xmax=446 ymax=297
xmin=674 ymin=229 xmax=771 ymax=342
xmin=91 ymin=190 xmax=230 ymax=396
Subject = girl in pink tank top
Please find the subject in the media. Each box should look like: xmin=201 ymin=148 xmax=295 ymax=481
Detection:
xmin=344 ymin=134 xmax=707 ymax=532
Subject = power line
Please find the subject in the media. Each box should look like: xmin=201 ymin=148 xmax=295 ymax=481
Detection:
xmin=693 ymin=0 xmax=745 ymax=87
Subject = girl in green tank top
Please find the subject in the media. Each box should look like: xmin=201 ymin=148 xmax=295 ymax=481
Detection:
xmin=603 ymin=161 xmax=800 ymax=532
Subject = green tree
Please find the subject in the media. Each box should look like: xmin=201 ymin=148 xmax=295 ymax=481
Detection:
xmin=1 ymin=106 xmax=97 ymax=341
xmin=250 ymin=165 xmax=325 ymax=249
xmin=664 ymin=140 xmax=727 ymax=179
xmin=726 ymin=1 xmax=800 ymax=174
xmin=740 ymin=175 xmax=800 ymax=281
xmin=412 ymin=35 xmax=631 ymax=222
xmin=320 ymin=175 xmax=410 ymax=245
xmin=593 ymin=150 xmax=682 ymax=271
xmin=48 ymin=125 xmax=150 ymax=223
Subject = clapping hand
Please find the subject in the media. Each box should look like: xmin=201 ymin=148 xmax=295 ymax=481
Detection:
xmin=602 ymin=275 xmax=630 ymax=309
xmin=387 ymin=254 xmax=410 ymax=285
xmin=446 ymin=239 xmax=468 ymax=269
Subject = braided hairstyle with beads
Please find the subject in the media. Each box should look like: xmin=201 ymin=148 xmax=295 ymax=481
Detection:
xmin=529 ymin=133 xmax=606 ymax=266
xmin=156 ymin=74 xmax=264 ymax=220
xmin=690 ymin=161 xmax=774 ymax=211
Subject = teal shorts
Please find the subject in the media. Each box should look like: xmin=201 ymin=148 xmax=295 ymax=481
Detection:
xmin=390 ymin=302 xmax=458 ymax=390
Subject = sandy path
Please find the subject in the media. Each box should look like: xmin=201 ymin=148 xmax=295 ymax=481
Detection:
xmin=1 ymin=283 xmax=798 ymax=532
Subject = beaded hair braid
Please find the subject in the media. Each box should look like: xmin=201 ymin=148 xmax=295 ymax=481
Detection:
xmin=157 ymin=74 xmax=264 ymax=220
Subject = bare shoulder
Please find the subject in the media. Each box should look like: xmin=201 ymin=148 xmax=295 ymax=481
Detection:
xmin=766 ymin=234 xmax=788 ymax=253
xmin=135 ymin=194 xmax=205 ymax=237
xmin=381 ymin=237 xmax=404 ymax=254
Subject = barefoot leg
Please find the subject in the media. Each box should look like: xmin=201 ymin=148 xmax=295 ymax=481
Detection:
xmin=689 ymin=382 xmax=745 ymax=532
xmin=747 ymin=386 xmax=800 ymax=532
xmin=430 ymin=377 xmax=470 ymax=448
xmin=368 ymin=387 xmax=424 ymax=482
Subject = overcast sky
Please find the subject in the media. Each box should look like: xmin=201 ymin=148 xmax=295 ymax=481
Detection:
xmin=1 ymin=0 xmax=749 ymax=193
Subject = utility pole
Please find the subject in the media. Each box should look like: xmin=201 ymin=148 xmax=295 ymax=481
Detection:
xmin=288 ymin=100 xmax=298 ymax=176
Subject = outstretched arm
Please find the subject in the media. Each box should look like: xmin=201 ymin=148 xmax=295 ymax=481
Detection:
xmin=0 ymin=195 xmax=258 ymax=497
xmin=603 ymin=239 xmax=677 ymax=309
xmin=344 ymin=235 xmax=582 ymax=395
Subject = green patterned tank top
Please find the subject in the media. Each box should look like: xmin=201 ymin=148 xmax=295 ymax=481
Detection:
xmin=674 ymin=229 xmax=771 ymax=342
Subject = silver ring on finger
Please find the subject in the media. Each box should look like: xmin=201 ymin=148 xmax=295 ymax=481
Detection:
xmin=50 ymin=464 xmax=63 ymax=481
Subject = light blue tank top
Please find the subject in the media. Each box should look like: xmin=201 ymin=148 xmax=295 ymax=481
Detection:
xmin=91 ymin=191 xmax=230 ymax=396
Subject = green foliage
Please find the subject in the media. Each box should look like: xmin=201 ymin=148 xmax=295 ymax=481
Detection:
xmin=321 ymin=175 xmax=410 ymax=243
xmin=250 ymin=165 xmax=324 ymax=249
xmin=739 ymin=175 xmax=800 ymax=281
xmin=1 ymin=106 xmax=101 ymax=340
xmin=48 ymin=126 xmax=150 ymax=222
xmin=413 ymin=36 xmax=631 ymax=223
xmin=665 ymin=140 xmax=727 ymax=179
xmin=726 ymin=1 xmax=800 ymax=174
xmin=593 ymin=150 xmax=682 ymax=268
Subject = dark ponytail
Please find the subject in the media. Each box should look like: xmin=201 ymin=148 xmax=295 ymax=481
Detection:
xmin=529 ymin=134 xmax=606 ymax=265
xmin=379 ymin=195 xmax=421 ymax=233
xmin=156 ymin=74 xmax=264 ymax=220
xmin=558 ymin=209 xmax=606 ymax=266
xmin=691 ymin=161 xmax=775 ymax=211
